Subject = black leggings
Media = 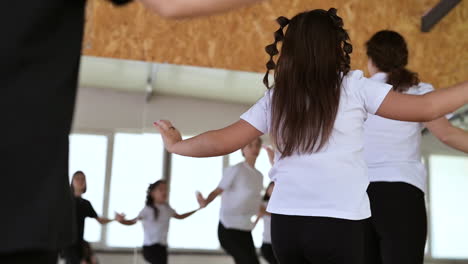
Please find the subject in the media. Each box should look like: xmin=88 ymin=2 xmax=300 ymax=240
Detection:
xmin=366 ymin=182 xmax=427 ymax=264
xmin=261 ymin=243 xmax=278 ymax=264
xmin=0 ymin=251 xmax=57 ymax=264
xmin=271 ymin=214 xmax=365 ymax=264
xmin=218 ymin=222 xmax=259 ymax=264
xmin=143 ymin=243 xmax=167 ymax=264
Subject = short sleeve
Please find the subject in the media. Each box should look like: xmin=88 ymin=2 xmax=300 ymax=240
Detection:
xmin=413 ymin=83 xmax=435 ymax=95
xmin=218 ymin=165 xmax=240 ymax=190
xmin=240 ymin=91 xmax=271 ymax=134
xmin=138 ymin=206 xmax=149 ymax=219
xmin=166 ymin=204 xmax=176 ymax=216
xmin=86 ymin=201 xmax=98 ymax=218
xmin=353 ymin=72 xmax=393 ymax=114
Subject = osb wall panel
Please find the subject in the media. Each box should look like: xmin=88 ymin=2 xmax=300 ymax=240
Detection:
xmin=83 ymin=0 xmax=467 ymax=89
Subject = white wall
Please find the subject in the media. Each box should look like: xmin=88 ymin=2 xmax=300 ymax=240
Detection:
xmin=72 ymin=86 xmax=251 ymax=135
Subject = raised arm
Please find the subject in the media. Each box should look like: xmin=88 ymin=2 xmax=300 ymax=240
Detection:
xmin=198 ymin=188 xmax=224 ymax=209
xmin=139 ymin=0 xmax=263 ymax=19
xmin=425 ymin=117 xmax=468 ymax=153
xmin=376 ymin=81 xmax=468 ymax=122
xmin=263 ymin=145 xmax=275 ymax=166
xmin=154 ymin=120 xmax=263 ymax=157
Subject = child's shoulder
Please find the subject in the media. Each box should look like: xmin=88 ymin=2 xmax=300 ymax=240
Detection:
xmin=223 ymin=162 xmax=244 ymax=175
xmin=341 ymin=70 xmax=366 ymax=91
xmin=343 ymin=70 xmax=366 ymax=84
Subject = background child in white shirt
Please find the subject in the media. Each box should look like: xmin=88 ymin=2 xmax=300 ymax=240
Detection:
xmin=197 ymin=138 xmax=264 ymax=264
xmin=364 ymin=30 xmax=468 ymax=264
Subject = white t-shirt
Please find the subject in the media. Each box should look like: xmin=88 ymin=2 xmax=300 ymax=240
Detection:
xmin=240 ymin=70 xmax=392 ymax=220
xmin=364 ymin=72 xmax=435 ymax=192
xmin=262 ymin=201 xmax=272 ymax=244
xmin=218 ymin=162 xmax=263 ymax=231
xmin=138 ymin=204 xmax=175 ymax=246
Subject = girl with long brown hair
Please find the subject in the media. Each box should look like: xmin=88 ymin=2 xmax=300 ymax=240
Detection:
xmin=154 ymin=8 xmax=468 ymax=263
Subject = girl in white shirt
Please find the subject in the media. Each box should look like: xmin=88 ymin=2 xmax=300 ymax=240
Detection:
xmin=153 ymin=8 xmax=468 ymax=264
xmin=197 ymin=138 xmax=264 ymax=264
xmin=363 ymin=30 xmax=468 ymax=264
xmin=116 ymin=180 xmax=201 ymax=264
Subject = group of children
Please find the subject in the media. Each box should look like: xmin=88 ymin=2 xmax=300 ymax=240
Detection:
xmin=153 ymin=7 xmax=468 ymax=264
xmin=67 ymin=140 xmax=277 ymax=264
xmin=68 ymin=7 xmax=468 ymax=264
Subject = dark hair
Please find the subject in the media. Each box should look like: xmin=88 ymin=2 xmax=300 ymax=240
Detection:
xmin=146 ymin=180 xmax=167 ymax=219
xmin=71 ymin=171 xmax=86 ymax=195
xmin=366 ymin=30 xmax=419 ymax=92
xmin=263 ymin=8 xmax=352 ymax=158
xmin=263 ymin=182 xmax=275 ymax=201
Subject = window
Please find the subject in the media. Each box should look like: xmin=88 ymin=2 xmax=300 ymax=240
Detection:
xmin=168 ymin=154 xmax=224 ymax=249
xmin=69 ymin=134 xmax=108 ymax=242
xmin=429 ymin=155 xmax=468 ymax=259
xmin=229 ymin=148 xmax=272 ymax=247
xmin=106 ymin=133 xmax=164 ymax=247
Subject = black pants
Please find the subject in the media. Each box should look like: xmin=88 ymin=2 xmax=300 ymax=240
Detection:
xmin=218 ymin=222 xmax=259 ymax=264
xmin=0 ymin=251 xmax=57 ymax=264
xmin=143 ymin=243 xmax=167 ymax=264
xmin=271 ymin=214 xmax=365 ymax=264
xmin=366 ymin=182 xmax=427 ymax=264
xmin=261 ymin=243 xmax=278 ymax=264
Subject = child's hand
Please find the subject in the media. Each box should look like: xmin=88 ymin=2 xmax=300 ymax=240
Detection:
xmin=263 ymin=145 xmax=275 ymax=165
xmin=196 ymin=191 xmax=207 ymax=208
xmin=154 ymin=120 xmax=182 ymax=152
xmin=115 ymin=212 xmax=126 ymax=222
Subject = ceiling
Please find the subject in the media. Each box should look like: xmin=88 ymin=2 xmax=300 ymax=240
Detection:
xmin=78 ymin=56 xmax=267 ymax=105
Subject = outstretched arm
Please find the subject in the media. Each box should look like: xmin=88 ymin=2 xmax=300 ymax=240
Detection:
xmin=115 ymin=213 xmax=139 ymax=226
xmin=197 ymin=188 xmax=224 ymax=208
xmin=139 ymin=0 xmax=263 ymax=19
xmin=154 ymin=120 xmax=263 ymax=157
xmin=96 ymin=217 xmax=114 ymax=225
xmin=173 ymin=208 xmax=201 ymax=220
xmin=376 ymin=81 xmax=468 ymax=122
xmin=425 ymin=117 xmax=468 ymax=153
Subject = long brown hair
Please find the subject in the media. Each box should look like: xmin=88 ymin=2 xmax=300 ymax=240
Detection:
xmin=264 ymin=8 xmax=352 ymax=157
xmin=366 ymin=30 xmax=419 ymax=92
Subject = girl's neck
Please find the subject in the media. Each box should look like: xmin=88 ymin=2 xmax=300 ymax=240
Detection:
xmin=245 ymin=157 xmax=257 ymax=168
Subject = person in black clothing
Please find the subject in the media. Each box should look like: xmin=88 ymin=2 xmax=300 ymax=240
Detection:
xmin=0 ymin=1 xmax=264 ymax=264
xmin=62 ymin=171 xmax=113 ymax=264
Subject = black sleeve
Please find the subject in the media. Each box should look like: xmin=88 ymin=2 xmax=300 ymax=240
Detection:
xmin=85 ymin=200 xmax=98 ymax=218
xmin=107 ymin=0 xmax=133 ymax=6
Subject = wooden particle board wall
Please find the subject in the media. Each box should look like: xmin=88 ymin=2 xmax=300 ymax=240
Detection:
xmin=83 ymin=0 xmax=468 ymax=89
